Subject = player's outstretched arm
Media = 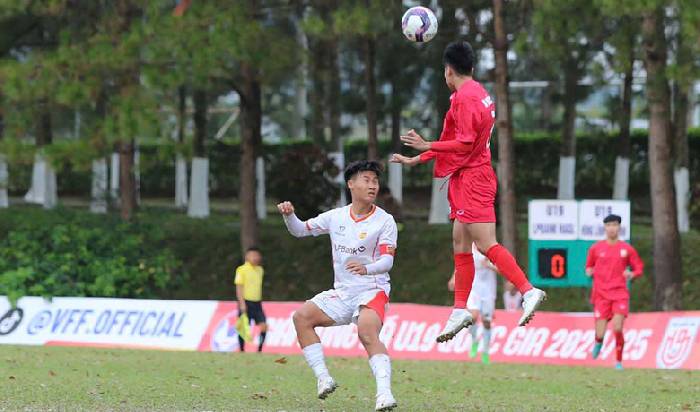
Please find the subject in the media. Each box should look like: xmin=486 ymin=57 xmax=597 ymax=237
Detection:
xmin=277 ymin=201 xmax=308 ymax=238
xmin=390 ymin=153 xmax=421 ymax=166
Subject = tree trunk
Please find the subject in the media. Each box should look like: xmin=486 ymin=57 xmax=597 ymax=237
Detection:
xmin=433 ymin=1 xmax=457 ymax=133
xmin=293 ymin=12 xmax=308 ymax=140
xmin=642 ymin=9 xmax=682 ymax=311
xmin=672 ymin=26 xmax=691 ymax=234
xmin=309 ymin=36 xmax=326 ymax=146
xmin=188 ymin=88 xmax=209 ymax=218
xmin=119 ymin=138 xmax=137 ymax=221
xmin=176 ymin=85 xmax=188 ymax=208
xmin=492 ymin=0 xmax=518 ymax=257
xmin=390 ymin=77 xmax=402 ymax=153
xmin=36 ymin=100 xmax=53 ymax=146
xmin=365 ymin=36 xmax=378 ymax=160
xmin=613 ymin=55 xmax=634 ymax=200
xmin=0 ymin=103 xmax=6 ymax=208
xmin=239 ymin=61 xmax=262 ymax=254
xmin=557 ymin=59 xmax=578 ymax=200
xmin=192 ymin=88 xmax=207 ymax=157
xmin=673 ymin=83 xmax=690 ymax=233
xmin=328 ymin=34 xmax=342 ymax=151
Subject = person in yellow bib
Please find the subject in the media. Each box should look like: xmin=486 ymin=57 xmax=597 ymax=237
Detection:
xmin=235 ymin=247 xmax=267 ymax=352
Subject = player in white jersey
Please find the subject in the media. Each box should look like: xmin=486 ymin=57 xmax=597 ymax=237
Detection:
xmin=277 ymin=160 xmax=398 ymax=412
xmin=448 ymin=243 xmax=497 ymax=364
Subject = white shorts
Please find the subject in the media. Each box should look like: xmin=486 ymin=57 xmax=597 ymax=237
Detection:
xmin=467 ymin=291 xmax=495 ymax=322
xmin=309 ymin=288 xmax=389 ymax=326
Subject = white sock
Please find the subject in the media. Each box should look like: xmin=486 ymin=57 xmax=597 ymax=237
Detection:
xmin=482 ymin=328 xmax=492 ymax=353
xmin=470 ymin=324 xmax=479 ymax=343
xmin=302 ymin=343 xmax=330 ymax=380
xmin=369 ymin=354 xmax=392 ymax=395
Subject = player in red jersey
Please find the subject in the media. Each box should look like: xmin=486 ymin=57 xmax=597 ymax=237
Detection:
xmin=391 ymin=41 xmax=546 ymax=342
xmin=585 ymin=214 xmax=643 ymax=369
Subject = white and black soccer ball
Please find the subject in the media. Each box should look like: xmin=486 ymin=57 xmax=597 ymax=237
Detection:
xmin=401 ymin=6 xmax=438 ymax=43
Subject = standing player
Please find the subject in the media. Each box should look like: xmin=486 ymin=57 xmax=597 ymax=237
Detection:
xmin=391 ymin=40 xmax=546 ymax=342
xmin=277 ymin=160 xmax=398 ymax=412
xmin=234 ymin=247 xmax=267 ymax=352
xmin=448 ymin=243 xmax=498 ymax=364
xmin=585 ymin=214 xmax=643 ymax=369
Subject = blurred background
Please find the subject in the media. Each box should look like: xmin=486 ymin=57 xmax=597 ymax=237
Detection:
xmin=0 ymin=0 xmax=698 ymax=314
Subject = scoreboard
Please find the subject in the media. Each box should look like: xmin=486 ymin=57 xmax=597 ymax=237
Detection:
xmin=528 ymin=199 xmax=631 ymax=287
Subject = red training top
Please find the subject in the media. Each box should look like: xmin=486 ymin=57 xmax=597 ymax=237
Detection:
xmin=585 ymin=240 xmax=644 ymax=301
xmin=419 ymin=79 xmax=495 ymax=177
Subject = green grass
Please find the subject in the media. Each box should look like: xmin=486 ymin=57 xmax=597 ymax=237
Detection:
xmin=1 ymin=346 xmax=698 ymax=411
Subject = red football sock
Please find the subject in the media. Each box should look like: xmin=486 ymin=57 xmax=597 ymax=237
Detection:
xmin=595 ymin=336 xmax=604 ymax=344
xmin=615 ymin=330 xmax=624 ymax=362
xmin=453 ymin=253 xmax=475 ymax=308
xmin=486 ymin=244 xmax=533 ymax=294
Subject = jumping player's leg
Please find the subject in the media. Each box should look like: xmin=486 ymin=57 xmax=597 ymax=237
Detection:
xmin=452 ymin=221 xmax=475 ymax=307
xmin=293 ymin=301 xmax=337 ymax=398
xmin=468 ymin=222 xmax=546 ymax=326
xmin=469 ymin=223 xmax=532 ymax=294
xmin=437 ymin=222 xmax=476 ymax=343
xmin=357 ymin=305 xmax=396 ymax=411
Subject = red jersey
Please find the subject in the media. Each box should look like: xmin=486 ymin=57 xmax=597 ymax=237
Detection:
xmin=431 ymin=79 xmax=495 ymax=177
xmin=586 ymin=240 xmax=643 ymax=301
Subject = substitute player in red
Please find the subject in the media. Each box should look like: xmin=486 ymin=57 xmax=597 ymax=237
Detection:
xmin=585 ymin=214 xmax=643 ymax=370
xmin=391 ymin=41 xmax=546 ymax=342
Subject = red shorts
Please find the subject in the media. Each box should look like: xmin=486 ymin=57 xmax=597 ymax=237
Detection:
xmin=593 ymin=297 xmax=629 ymax=320
xmin=448 ymin=163 xmax=497 ymax=223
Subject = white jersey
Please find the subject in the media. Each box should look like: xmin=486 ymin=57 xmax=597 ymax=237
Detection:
xmin=472 ymin=244 xmax=497 ymax=301
xmin=305 ymin=204 xmax=398 ymax=296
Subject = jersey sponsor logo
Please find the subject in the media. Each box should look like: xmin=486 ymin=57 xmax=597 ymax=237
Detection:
xmin=334 ymin=244 xmax=367 ymax=255
xmin=656 ymin=317 xmax=700 ymax=369
xmin=481 ymin=96 xmax=493 ymax=107
xmin=620 ymin=249 xmax=628 ymax=258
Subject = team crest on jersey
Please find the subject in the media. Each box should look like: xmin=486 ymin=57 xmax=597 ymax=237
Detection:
xmin=358 ymin=232 xmax=367 ymax=240
xmin=620 ymin=249 xmax=628 ymax=258
xmin=656 ymin=317 xmax=700 ymax=369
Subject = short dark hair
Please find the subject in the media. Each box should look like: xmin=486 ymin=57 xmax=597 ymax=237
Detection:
xmin=603 ymin=214 xmax=622 ymax=224
xmin=344 ymin=160 xmax=382 ymax=183
xmin=443 ymin=41 xmax=475 ymax=76
xmin=246 ymin=246 xmax=261 ymax=253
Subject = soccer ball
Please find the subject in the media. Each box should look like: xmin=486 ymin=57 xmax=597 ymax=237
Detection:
xmin=401 ymin=6 xmax=438 ymax=43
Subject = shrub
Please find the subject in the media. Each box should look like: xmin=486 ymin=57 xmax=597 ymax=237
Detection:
xmin=0 ymin=208 xmax=186 ymax=305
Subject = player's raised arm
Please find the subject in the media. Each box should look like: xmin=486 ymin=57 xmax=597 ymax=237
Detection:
xmin=277 ymin=201 xmax=332 ymax=238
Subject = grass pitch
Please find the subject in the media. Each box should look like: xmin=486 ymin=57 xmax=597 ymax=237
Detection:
xmin=1 ymin=345 xmax=698 ymax=411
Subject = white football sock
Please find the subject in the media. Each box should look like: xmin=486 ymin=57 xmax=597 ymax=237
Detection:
xmin=482 ymin=328 xmax=492 ymax=353
xmin=470 ymin=324 xmax=479 ymax=342
xmin=302 ymin=343 xmax=330 ymax=379
xmin=369 ymin=353 xmax=392 ymax=395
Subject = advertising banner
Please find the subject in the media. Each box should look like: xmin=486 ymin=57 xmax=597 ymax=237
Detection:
xmin=0 ymin=296 xmax=217 ymax=350
xmin=3 ymin=297 xmax=698 ymax=370
xmin=200 ymin=301 xmax=700 ymax=370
